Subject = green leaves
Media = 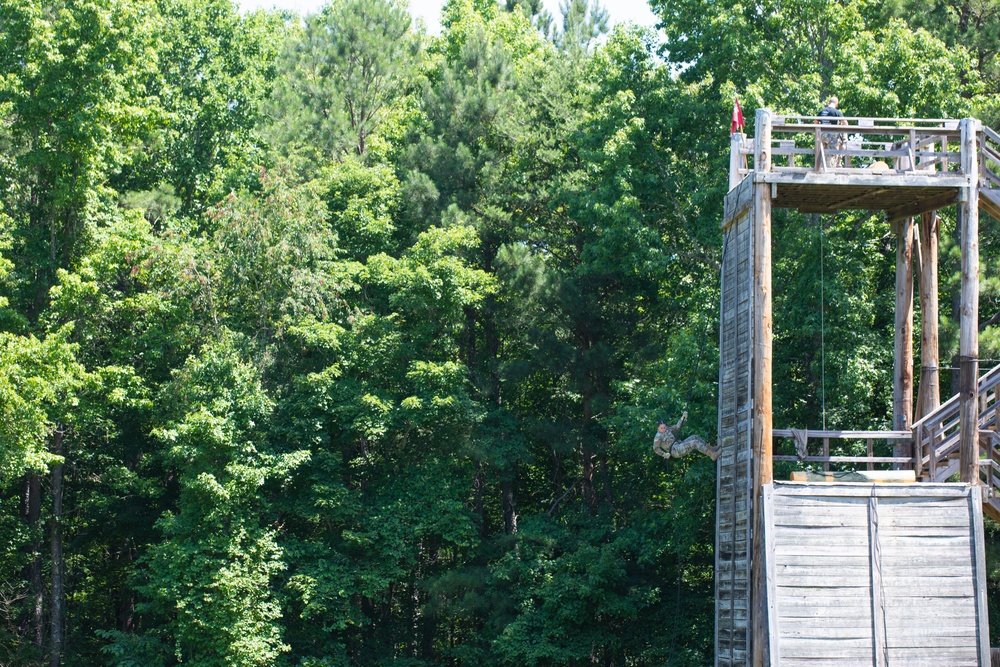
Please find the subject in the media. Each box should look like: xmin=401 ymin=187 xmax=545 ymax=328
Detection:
xmin=0 ymin=328 xmax=83 ymax=481
xmin=140 ymin=334 xmax=298 ymax=667
xmin=133 ymin=0 xmax=279 ymax=213
xmin=320 ymin=159 xmax=400 ymax=260
xmin=267 ymin=0 xmax=421 ymax=166
xmin=6 ymin=0 xmax=998 ymax=664
xmin=0 ymin=0 xmax=160 ymax=308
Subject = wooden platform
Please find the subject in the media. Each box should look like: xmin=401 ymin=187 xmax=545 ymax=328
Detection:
xmin=727 ymin=113 xmax=980 ymax=221
xmin=769 ymin=178 xmax=961 ymax=219
xmin=726 ymin=169 xmax=974 ymax=225
xmin=763 ymin=483 xmax=991 ymax=667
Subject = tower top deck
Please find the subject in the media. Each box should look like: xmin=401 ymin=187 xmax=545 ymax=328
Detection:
xmin=728 ymin=110 xmax=1000 ymax=223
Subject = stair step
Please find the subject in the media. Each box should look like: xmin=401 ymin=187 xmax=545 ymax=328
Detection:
xmin=981 ymin=188 xmax=1000 ymax=221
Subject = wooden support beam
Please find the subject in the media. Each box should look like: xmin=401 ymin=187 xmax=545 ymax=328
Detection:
xmin=751 ymin=108 xmax=773 ymax=667
xmin=894 ymin=216 xmax=914 ymax=439
xmin=762 ymin=173 xmax=968 ymax=189
xmin=958 ymin=118 xmax=981 ymax=484
xmin=979 ymin=187 xmax=1000 ymax=221
xmin=867 ymin=495 xmax=887 ymax=667
xmin=772 ymin=429 xmax=911 ymax=439
xmin=972 ymin=487 xmax=993 ymax=667
xmin=916 ymin=210 xmax=940 ymax=421
xmin=893 ymin=216 xmax=914 ymax=470
xmin=775 ymin=455 xmax=914 ymax=463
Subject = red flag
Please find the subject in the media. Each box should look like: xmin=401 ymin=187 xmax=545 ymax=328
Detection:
xmin=731 ymin=96 xmax=745 ymax=135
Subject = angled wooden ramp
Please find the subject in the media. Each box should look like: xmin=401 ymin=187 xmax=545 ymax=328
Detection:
xmin=763 ymin=483 xmax=991 ymax=667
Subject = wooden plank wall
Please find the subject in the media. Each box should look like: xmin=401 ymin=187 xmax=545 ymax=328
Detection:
xmin=764 ymin=483 xmax=990 ymax=667
xmin=717 ymin=178 xmax=755 ymax=667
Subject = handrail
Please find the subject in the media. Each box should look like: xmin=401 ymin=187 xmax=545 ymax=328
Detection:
xmin=775 ymin=115 xmax=961 ymax=127
xmin=771 ymin=430 xmax=914 ymax=472
xmin=979 ymin=430 xmax=1000 ymax=522
xmin=911 ymin=362 xmax=1000 ymax=480
xmin=768 ymin=362 xmax=1000 ymax=481
xmin=729 ymin=112 xmax=976 ymax=183
xmin=773 ymin=429 xmax=911 ymax=439
xmin=982 ymin=125 xmax=1000 ymax=146
xmin=979 ymin=126 xmax=1000 ymax=193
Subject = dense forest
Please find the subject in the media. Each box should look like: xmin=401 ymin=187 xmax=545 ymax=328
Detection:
xmin=1 ymin=0 xmax=999 ymax=664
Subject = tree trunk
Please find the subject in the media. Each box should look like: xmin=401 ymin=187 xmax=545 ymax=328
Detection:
xmin=49 ymin=429 xmax=64 ymax=667
xmin=581 ymin=389 xmax=596 ymax=515
xmin=599 ymin=455 xmax=613 ymax=508
xmin=474 ymin=464 xmax=489 ymax=538
xmin=501 ymin=477 xmax=517 ymax=535
xmin=22 ymin=472 xmax=44 ymax=654
xmin=116 ymin=539 xmax=136 ymax=632
xmin=551 ymin=445 xmax=563 ymax=502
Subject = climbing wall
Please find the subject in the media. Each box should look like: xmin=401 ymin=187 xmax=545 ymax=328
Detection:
xmin=763 ymin=483 xmax=991 ymax=667
xmin=716 ymin=176 xmax=755 ymax=667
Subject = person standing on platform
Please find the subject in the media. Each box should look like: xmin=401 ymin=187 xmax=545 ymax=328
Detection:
xmin=818 ymin=96 xmax=847 ymax=167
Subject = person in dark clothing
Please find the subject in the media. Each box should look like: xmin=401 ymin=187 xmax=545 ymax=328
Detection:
xmin=817 ymin=96 xmax=847 ymax=167
xmin=818 ymin=96 xmax=845 ymax=124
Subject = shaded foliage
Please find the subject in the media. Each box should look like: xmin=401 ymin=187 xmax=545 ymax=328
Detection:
xmin=0 ymin=0 xmax=997 ymax=665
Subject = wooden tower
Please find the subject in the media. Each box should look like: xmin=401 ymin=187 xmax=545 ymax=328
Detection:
xmin=716 ymin=109 xmax=997 ymax=667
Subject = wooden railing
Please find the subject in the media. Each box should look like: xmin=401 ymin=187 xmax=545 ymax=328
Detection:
xmin=980 ymin=125 xmax=1000 ymax=189
xmin=910 ymin=362 xmax=1000 ymax=481
xmin=730 ymin=114 xmax=969 ymax=183
xmin=772 ymin=429 xmax=913 ymax=471
xmin=770 ymin=365 xmax=1000 ymax=523
xmin=979 ymin=431 xmax=1000 ymax=521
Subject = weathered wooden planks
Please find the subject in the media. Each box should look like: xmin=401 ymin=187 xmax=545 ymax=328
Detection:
xmin=725 ymin=170 xmax=753 ymax=223
xmin=763 ymin=483 xmax=990 ymax=667
xmin=717 ymin=196 xmax=755 ymax=667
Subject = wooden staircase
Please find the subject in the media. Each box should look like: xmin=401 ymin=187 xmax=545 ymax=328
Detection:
xmin=981 ymin=125 xmax=1000 ymax=222
xmin=911 ymin=360 xmax=1000 ymax=521
xmin=968 ymin=125 xmax=1000 ymax=521
xmin=980 ymin=188 xmax=1000 ymax=222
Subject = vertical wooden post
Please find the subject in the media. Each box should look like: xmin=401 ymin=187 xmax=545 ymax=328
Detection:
xmin=915 ymin=211 xmax=940 ymax=421
xmin=751 ymin=108 xmax=773 ymax=667
xmin=959 ymin=118 xmax=981 ymax=484
xmin=730 ymin=132 xmax=745 ymax=190
xmin=893 ymin=216 xmax=914 ymax=439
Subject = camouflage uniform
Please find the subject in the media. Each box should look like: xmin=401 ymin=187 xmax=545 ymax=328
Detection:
xmin=652 ymin=412 xmax=720 ymax=462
